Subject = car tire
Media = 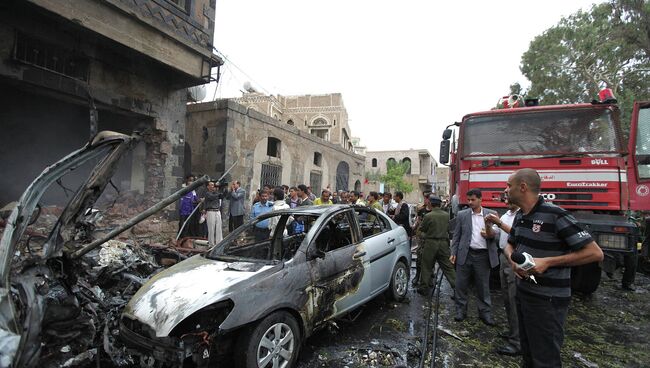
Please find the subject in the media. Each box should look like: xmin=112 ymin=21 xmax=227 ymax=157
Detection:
xmin=388 ymin=260 xmax=409 ymax=301
xmin=237 ymin=311 xmax=301 ymax=368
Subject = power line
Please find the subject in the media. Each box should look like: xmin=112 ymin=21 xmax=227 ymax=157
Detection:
xmin=213 ymin=48 xmax=273 ymax=96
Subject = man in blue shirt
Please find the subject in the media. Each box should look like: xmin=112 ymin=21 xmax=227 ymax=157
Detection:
xmin=178 ymin=174 xmax=198 ymax=237
xmin=250 ymin=191 xmax=274 ymax=241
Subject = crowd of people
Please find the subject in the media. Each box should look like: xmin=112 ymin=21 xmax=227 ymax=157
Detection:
xmin=176 ymin=175 xmax=419 ymax=247
xmin=178 ymin=168 xmax=605 ymax=367
xmin=412 ymin=168 xmax=605 ymax=367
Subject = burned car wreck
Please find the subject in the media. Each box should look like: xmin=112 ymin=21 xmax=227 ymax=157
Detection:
xmin=0 ymin=130 xmax=410 ymax=368
xmin=120 ymin=205 xmax=411 ymax=367
xmin=0 ymin=131 xmax=208 ymax=367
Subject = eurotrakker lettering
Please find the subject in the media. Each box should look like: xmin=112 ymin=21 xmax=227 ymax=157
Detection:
xmin=567 ymin=182 xmax=608 ymax=187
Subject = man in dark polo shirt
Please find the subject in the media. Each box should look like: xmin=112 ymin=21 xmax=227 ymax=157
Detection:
xmin=503 ymin=169 xmax=604 ymax=367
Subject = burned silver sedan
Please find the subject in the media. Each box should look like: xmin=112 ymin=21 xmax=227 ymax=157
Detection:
xmin=120 ymin=205 xmax=411 ymax=367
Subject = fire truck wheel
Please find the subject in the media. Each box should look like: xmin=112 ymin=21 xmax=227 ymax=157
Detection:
xmin=571 ymin=262 xmax=602 ymax=295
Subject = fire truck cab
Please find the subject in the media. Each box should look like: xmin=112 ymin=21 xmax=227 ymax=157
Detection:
xmin=440 ymin=96 xmax=650 ymax=293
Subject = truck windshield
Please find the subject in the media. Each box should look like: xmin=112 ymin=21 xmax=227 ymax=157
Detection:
xmin=462 ymin=109 xmax=620 ymax=157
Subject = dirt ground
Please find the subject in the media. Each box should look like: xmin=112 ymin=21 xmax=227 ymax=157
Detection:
xmin=298 ymin=264 xmax=650 ymax=368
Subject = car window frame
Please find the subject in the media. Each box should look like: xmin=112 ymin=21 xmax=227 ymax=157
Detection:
xmin=207 ymin=212 xmax=292 ymax=262
xmin=353 ymin=207 xmax=391 ymax=240
xmin=308 ymin=209 xmax=360 ymax=255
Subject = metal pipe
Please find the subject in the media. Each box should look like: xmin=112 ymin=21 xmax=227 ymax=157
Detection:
xmin=70 ymin=175 xmax=210 ymax=259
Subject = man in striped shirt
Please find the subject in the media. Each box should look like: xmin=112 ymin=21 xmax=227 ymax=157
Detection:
xmin=503 ymin=168 xmax=603 ymax=368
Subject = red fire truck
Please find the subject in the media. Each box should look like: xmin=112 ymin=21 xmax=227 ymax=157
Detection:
xmin=439 ymin=94 xmax=650 ymax=293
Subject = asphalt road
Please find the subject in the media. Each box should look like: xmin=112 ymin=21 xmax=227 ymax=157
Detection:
xmin=297 ymin=263 xmax=650 ymax=368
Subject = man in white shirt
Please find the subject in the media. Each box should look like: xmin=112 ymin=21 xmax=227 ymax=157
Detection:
xmin=450 ymin=189 xmax=499 ymax=325
xmin=487 ymin=200 xmax=521 ymax=356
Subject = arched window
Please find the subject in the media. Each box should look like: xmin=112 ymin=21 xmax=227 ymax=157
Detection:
xmin=354 ymin=180 xmax=361 ymax=192
xmin=402 ymin=157 xmax=412 ymax=174
xmin=336 ymin=161 xmax=350 ymax=191
xmin=371 ymin=158 xmax=377 ymax=167
xmin=314 ymin=152 xmax=322 ymax=166
xmin=387 ymin=158 xmax=397 ymax=168
xmin=267 ymin=137 xmax=281 ymax=158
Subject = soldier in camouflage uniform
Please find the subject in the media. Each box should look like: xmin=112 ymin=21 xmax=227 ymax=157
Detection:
xmin=416 ymin=195 xmax=456 ymax=295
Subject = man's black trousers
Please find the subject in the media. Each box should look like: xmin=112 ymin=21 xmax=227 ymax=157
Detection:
xmin=516 ymin=289 xmax=569 ymax=367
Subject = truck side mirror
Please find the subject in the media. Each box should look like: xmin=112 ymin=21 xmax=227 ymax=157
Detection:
xmin=440 ymin=140 xmax=450 ymax=164
xmin=442 ymin=129 xmax=452 ymax=140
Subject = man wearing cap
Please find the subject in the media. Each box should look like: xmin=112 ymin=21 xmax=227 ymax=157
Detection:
xmin=416 ymin=195 xmax=456 ymax=295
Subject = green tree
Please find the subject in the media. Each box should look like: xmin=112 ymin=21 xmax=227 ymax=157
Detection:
xmin=509 ymin=82 xmax=523 ymax=96
xmin=520 ymin=1 xmax=650 ymax=130
xmin=380 ymin=161 xmax=414 ymax=194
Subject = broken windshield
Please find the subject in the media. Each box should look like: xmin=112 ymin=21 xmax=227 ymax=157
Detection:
xmin=462 ymin=109 xmax=620 ymax=157
xmin=207 ymin=214 xmax=319 ymax=262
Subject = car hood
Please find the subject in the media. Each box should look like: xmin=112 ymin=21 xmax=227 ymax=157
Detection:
xmin=122 ymin=255 xmax=276 ymax=337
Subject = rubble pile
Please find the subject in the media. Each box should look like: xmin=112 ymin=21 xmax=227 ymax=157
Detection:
xmin=37 ymin=239 xmax=162 ymax=367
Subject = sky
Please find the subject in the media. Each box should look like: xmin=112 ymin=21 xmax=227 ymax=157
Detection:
xmin=207 ymin=0 xmax=601 ymax=156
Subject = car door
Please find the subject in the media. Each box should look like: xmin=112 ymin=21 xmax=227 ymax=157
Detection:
xmin=627 ymin=101 xmax=650 ymax=211
xmin=353 ymin=208 xmax=397 ymax=294
xmin=307 ymin=210 xmax=370 ymax=325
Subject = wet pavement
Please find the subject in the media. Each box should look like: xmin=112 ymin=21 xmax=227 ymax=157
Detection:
xmin=298 ymin=263 xmax=650 ymax=368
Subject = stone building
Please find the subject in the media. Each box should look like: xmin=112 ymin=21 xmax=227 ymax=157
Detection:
xmin=435 ymin=167 xmax=450 ymax=197
xmin=186 ymin=99 xmax=365 ymax=213
xmin=351 ymin=137 xmax=367 ymax=156
xmin=365 ymin=149 xmax=437 ymax=204
xmin=0 ymin=0 xmax=221 ymax=206
xmin=233 ymin=92 xmax=356 ymax=152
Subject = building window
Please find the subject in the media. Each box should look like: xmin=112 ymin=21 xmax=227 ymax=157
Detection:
xmin=287 ymin=119 xmax=294 ymax=126
xmin=371 ymin=158 xmax=377 ymax=167
xmin=354 ymin=180 xmax=361 ymax=192
xmin=387 ymin=158 xmax=397 ymax=167
xmin=310 ymin=171 xmax=322 ymax=194
xmin=267 ymin=137 xmax=281 ymax=158
xmin=261 ymin=163 xmax=282 ymax=189
xmin=310 ymin=129 xmax=329 ymax=140
xmin=402 ymin=157 xmax=412 ymax=174
xmin=167 ymin=0 xmax=189 ymax=12
xmin=336 ymin=161 xmax=350 ymax=191
xmin=14 ymin=32 xmax=89 ymax=81
xmin=314 ymin=152 xmax=322 ymax=166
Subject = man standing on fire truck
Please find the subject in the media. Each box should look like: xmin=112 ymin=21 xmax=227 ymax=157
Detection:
xmin=503 ymin=168 xmax=604 ymax=367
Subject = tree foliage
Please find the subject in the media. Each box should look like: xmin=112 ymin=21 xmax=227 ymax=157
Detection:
xmin=520 ymin=1 xmax=650 ymax=131
xmin=380 ymin=161 xmax=414 ymax=194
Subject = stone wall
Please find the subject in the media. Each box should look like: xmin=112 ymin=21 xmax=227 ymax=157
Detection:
xmin=234 ymin=93 xmax=355 ymax=152
xmin=0 ymin=1 xmax=202 ymax=206
xmin=186 ymin=100 xmax=366 ymax=213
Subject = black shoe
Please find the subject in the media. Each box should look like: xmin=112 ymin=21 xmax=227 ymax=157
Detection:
xmin=622 ymin=284 xmax=635 ymax=291
xmin=454 ymin=312 xmax=466 ymax=322
xmin=496 ymin=344 xmax=521 ymax=356
xmin=417 ymin=287 xmax=430 ymax=296
xmin=480 ymin=315 xmax=496 ymax=326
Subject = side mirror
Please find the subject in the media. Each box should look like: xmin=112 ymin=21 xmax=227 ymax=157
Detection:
xmin=308 ymin=247 xmax=326 ymax=260
xmin=442 ymin=129 xmax=452 ymax=140
xmin=440 ymin=140 xmax=451 ymax=164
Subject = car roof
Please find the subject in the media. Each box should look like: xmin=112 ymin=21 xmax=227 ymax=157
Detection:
xmin=258 ymin=203 xmax=370 ymax=218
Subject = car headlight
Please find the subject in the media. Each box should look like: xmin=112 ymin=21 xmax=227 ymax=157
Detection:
xmin=597 ymin=234 xmax=628 ymax=250
xmin=169 ymin=300 xmax=234 ymax=337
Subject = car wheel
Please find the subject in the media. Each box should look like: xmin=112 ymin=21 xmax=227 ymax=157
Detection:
xmin=237 ymin=311 xmax=301 ymax=368
xmin=388 ymin=260 xmax=409 ymax=301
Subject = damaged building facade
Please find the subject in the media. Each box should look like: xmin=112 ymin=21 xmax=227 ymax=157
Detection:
xmin=0 ymin=0 xmax=221 ymax=207
xmin=186 ymin=94 xmax=365 ymax=210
